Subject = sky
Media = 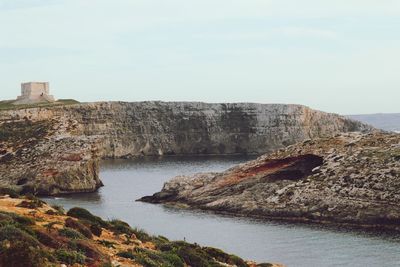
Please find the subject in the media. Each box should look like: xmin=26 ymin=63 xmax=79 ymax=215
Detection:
xmin=0 ymin=0 xmax=399 ymax=115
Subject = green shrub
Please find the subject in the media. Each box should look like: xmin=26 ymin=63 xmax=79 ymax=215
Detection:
xmin=0 ymin=240 xmax=47 ymax=267
xmin=55 ymin=249 xmax=86 ymax=265
xmin=152 ymin=235 xmax=170 ymax=247
xmin=117 ymin=248 xmax=185 ymax=267
xmin=160 ymin=252 xmax=185 ymax=267
xmin=176 ymin=245 xmax=214 ymax=267
xmin=65 ymin=218 xmax=92 ymax=239
xmin=58 ymin=227 xmax=86 ymax=240
xmin=158 ymin=241 xmax=230 ymax=267
xmin=0 ymin=211 xmax=35 ymax=226
xmin=107 ymin=219 xmax=152 ymax=242
xmin=67 ymin=207 xmax=108 ymax=227
xmin=50 ymin=204 xmax=65 ymax=215
xmin=132 ymin=227 xmax=152 ymax=242
xmin=204 ymin=247 xmax=247 ymax=267
xmin=75 ymin=239 xmax=104 ymax=260
xmin=0 ymin=225 xmax=40 ymax=247
xmin=109 ymin=219 xmax=134 ymax=235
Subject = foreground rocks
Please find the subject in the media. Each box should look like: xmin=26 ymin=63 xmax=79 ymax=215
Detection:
xmin=140 ymin=132 xmax=400 ymax=231
xmin=0 ymin=195 xmax=282 ymax=267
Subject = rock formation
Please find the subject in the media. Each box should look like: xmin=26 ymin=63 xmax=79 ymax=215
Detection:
xmin=0 ymin=101 xmax=371 ymax=195
xmin=0 ymin=117 xmax=102 ymax=195
xmin=1 ymin=101 xmax=371 ymax=158
xmin=140 ymin=132 xmax=400 ymax=231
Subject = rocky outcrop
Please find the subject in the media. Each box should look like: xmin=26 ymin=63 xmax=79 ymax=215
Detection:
xmin=0 ymin=101 xmax=371 ymax=195
xmin=140 ymin=132 xmax=400 ymax=231
xmin=0 ymin=117 xmax=103 ymax=195
xmin=1 ymin=101 xmax=371 ymax=158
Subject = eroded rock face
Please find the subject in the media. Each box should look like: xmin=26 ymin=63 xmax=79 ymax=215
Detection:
xmin=0 ymin=101 xmax=371 ymax=158
xmin=0 ymin=117 xmax=103 ymax=195
xmin=140 ymin=132 xmax=400 ymax=231
xmin=0 ymin=101 xmax=371 ymax=195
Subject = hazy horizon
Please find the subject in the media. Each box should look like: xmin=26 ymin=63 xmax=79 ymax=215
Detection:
xmin=1 ymin=0 xmax=399 ymax=114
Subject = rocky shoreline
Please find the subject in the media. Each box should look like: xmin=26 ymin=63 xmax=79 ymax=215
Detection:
xmin=0 ymin=101 xmax=370 ymax=196
xmin=140 ymin=132 xmax=400 ymax=231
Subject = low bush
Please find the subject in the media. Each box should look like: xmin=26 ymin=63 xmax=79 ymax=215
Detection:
xmin=157 ymin=241 xmax=241 ymax=267
xmin=67 ymin=207 xmax=108 ymax=227
xmin=117 ymin=248 xmax=184 ymax=267
xmin=0 ymin=211 xmax=35 ymax=226
xmin=109 ymin=219 xmax=133 ymax=235
xmin=0 ymin=240 xmax=48 ymax=267
xmin=107 ymin=219 xmax=152 ymax=241
xmin=55 ymin=249 xmax=86 ymax=265
xmin=58 ymin=227 xmax=86 ymax=240
xmin=0 ymin=225 xmax=40 ymax=247
xmin=65 ymin=218 xmax=93 ymax=239
xmin=75 ymin=239 xmax=104 ymax=261
xmin=204 ymin=247 xmax=247 ymax=267
xmin=50 ymin=204 xmax=65 ymax=215
xmin=132 ymin=227 xmax=152 ymax=242
xmin=176 ymin=245 xmax=214 ymax=267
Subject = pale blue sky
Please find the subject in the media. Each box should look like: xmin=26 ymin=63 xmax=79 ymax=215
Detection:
xmin=0 ymin=0 xmax=399 ymax=114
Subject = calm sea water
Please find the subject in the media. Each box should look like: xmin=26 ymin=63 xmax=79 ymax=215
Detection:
xmin=42 ymin=156 xmax=400 ymax=267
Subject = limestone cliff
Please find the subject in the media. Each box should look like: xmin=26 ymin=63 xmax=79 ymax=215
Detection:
xmin=140 ymin=132 xmax=400 ymax=231
xmin=0 ymin=117 xmax=103 ymax=195
xmin=1 ymin=101 xmax=371 ymax=158
xmin=0 ymin=101 xmax=371 ymax=195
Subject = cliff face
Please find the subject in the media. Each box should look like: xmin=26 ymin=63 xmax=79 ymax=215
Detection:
xmin=0 ymin=101 xmax=371 ymax=195
xmin=140 ymin=132 xmax=400 ymax=231
xmin=0 ymin=116 xmax=103 ymax=195
xmin=1 ymin=101 xmax=371 ymax=158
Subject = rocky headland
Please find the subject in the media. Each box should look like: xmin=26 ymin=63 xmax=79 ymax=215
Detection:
xmin=0 ymin=101 xmax=370 ymax=195
xmin=0 ymin=116 xmax=102 ymax=195
xmin=0 ymin=194 xmax=282 ymax=267
xmin=140 ymin=132 xmax=400 ymax=231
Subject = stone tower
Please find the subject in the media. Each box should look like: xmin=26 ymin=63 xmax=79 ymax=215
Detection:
xmin=14 ymin=82 xmax=55 ymax=105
